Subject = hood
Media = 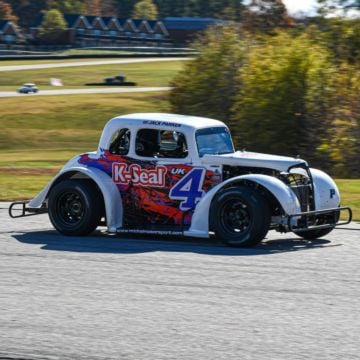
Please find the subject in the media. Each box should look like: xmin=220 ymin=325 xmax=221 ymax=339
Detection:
xmin=202 ymin=151 xmax=307 ymax=172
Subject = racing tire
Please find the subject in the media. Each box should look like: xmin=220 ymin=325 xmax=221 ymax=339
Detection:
xmin=294 ymin=227 xmax=334 ymax=240
xmin=48 ymin=179 xmax=103 ymax=236
xmin=210 ymin=187 xmax=271 ymax=247
xmin=294 ymin=212 xmax=338 ymax=239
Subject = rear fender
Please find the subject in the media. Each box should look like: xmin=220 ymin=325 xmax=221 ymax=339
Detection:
xmin=28 ymin=165 xmax=123 ymax=232
xmin=185 ymin=174 xmax=301 ymax=238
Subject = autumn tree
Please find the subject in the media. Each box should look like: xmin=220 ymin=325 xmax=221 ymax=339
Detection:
xmin=38 ymin=9 xmax=67 ymax=43
xmin=231 ymin=32 xmax=334 ymax=164
xmin=326 ymin=64 xmax=360 ymax=177
xmin=171 ymin=27 xmax=335 ymax=170
xmin=46 ymin=0 xmax=85 ymax=14
xmin=242 ymin=0 xmax=293 ymax=33
xmin=84 ymin=0 xmax=101 ymax=15
xmin=0 ymin=1 xmax=18 ymax=22
xmin=170 ymin=26 xmax=247 ymax=124
xmin=132 ymin=0 xmax=158 ymax=19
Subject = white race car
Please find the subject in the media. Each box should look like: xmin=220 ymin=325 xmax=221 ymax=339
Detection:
xmin=9 ymin=113 xmax=352 ymax=247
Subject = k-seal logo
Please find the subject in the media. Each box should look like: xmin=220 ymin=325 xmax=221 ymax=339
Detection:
xmin=112 ymin=163 xmax=167 ymax=187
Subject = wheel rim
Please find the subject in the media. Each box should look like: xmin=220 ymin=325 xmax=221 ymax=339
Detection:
xmin=56 ymin=191 xmax=85 ymax=226
xmin=219 ymin=198 xmax=251 ymax=235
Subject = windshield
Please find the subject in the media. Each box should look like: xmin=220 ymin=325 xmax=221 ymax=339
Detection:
xmin=196 ymin=127 xmax=234 ymax=157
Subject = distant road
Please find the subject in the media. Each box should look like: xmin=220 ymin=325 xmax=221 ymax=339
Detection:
xmin=0 ymin=57 xmax=190 ymax=72
xmin=0 ymin=87 xmax=172 ymax=98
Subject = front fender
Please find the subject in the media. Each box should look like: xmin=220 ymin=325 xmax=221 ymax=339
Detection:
xmin=185 ymin=174 xmax=301 ymax=238
xmin=310 ymin=168 xmax=340 ymax=210
xmin=28 ymin=165 xmax=123 ymax=232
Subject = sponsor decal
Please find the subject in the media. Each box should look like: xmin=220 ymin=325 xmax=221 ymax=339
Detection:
xmin=112 ymin=163 xmax=167 ymax=187
xmin=143 ymin=120 xmax=181 ymax=128
xmin=330 ymin=189 xmax=336 ymax=199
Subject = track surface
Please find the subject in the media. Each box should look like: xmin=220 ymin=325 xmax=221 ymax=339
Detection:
xmin=0 ymin=57 xmax=190 ymax=72
xmin=0 ymin=87 xmax=172 ymax=98
xmin=1 ymin=202 xmax=359 ymax=360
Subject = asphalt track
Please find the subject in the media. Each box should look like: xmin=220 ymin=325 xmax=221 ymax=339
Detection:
xmin=0 ymin=202 xmax=359 ymax=359
xmin=0 ymin=87 xmax=172 ymax=98
xmin=0 ymin=57 xmax=191 ymax=72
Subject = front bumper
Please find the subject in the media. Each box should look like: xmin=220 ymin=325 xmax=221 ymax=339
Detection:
xmin=288 ymin=206 xmax=352 ymax=232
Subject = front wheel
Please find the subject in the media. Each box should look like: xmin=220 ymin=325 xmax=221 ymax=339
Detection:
xmin=294 ymin=212 xmax=338 ymax=239
xmin=210 ymin=187 xmax=271 ymax=247
xmin=294 ymin=227 xmax=335 ymax=240
xmin=48 ymin=180 xmax=103 ymax=236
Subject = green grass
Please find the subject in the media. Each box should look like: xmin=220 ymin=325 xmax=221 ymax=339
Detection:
xmin=0 ymin=60 xmax=184 ymax=90
xmin=334 ymin=179 xmax=360 ymax=221
xmin=0 ymin=58 xmax=358 ymax=221
xmin=0 ymin=92 xmax=170 ymax=150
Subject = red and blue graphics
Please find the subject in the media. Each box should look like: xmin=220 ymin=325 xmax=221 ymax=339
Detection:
xmin=79 ymin=151 xmax=221 ymax=229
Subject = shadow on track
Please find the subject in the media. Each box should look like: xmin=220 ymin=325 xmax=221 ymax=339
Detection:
xmin=12 ymin=229 xmax=336 ymax=256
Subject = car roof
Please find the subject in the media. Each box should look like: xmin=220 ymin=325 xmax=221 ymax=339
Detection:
xmin=112 ymin=113 xmax=225 ymax=130
xmin=98 ymin=113 xmax=227 ymax=151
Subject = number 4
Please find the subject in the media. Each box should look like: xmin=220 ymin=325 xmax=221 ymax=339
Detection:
xmin=169 ymin=168 xmax=206 ymax=211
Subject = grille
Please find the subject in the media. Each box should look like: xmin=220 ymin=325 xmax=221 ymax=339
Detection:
xmin=291 ymin=184 xmax=310 ymax=212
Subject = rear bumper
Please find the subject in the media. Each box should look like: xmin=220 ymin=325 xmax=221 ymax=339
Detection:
xmin=9 ymin=201 xmax=47 ymax=218
xmin=288 ymin=206 xmax=352 ymax=232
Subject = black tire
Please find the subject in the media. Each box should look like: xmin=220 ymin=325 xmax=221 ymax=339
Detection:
xmin=210 ymin=187 xmax=271 ymax=247
xmin=48 ymin=179 xmax=103 ymax=236
xmin=294 ymin=212 xmax=338 ymax=240
xmin=294 ymin=227 xmax=334 ymax=240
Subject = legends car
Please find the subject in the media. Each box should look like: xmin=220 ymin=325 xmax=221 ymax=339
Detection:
xmin=17 ymin=83 xmax=38 ymax=94
xmin=9 ymin=113 xmax=352 ymax=247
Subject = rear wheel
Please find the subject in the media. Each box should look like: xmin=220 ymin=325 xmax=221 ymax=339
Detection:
xmin=210 ymin=187 xmax=271 ymax=247
xmin=48 ymin=180 xmax=103 ymax=236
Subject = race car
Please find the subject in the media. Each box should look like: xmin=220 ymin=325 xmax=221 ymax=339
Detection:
xmin=9 ymin=113 xmax=352 ymax=247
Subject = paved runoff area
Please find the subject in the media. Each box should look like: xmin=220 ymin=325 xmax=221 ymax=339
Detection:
xmin=0 ymin=202 xmax=359 ymax=360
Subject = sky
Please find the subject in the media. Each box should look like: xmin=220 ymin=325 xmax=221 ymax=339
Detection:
xmin=282 ymin=0 xmax=319 ymax=16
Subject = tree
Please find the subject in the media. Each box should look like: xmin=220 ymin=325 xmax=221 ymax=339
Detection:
xmin=132 ymin=0 xmax=158 ymax=19
xmin=318 ymin=0 xmax=360 ymax=15
xmin=242 ymin=0 xmax=293 ymax=33
xmin=170 ymin=26 xmax=248 ymax=123
xmin=326 ymin=64 xmax=360 ymax=177
xmin=171 ymin=27 xmax=335 ymax=170
xmin=0 ymin=1 xmax=18 ymax=22
xmin=38 ymin=9 xmax=67 ymax=44
xmin=7 ymin=0 xmax=48 ymax=28
xmin=46 ymin=0 xmax=85 ymax=14
xmin=84 ymin=0 xmax=101 ymax=15
xmin=231 ymin=32 xmax=334 ymax=163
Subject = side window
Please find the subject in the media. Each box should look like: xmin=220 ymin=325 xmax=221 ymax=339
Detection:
xmin=109 ymin=128 xmax=131 ymax=155
xmin=135 ymin=129 xmax=188 ymax=158
xmin=136 ymin=129 xmax=160 ymax=157
xmin=159 ymin=131 xmax=188 ymax=158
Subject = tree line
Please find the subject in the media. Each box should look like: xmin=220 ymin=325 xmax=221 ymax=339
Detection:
xmin=170 ymin=1 xmax=360 ymax=177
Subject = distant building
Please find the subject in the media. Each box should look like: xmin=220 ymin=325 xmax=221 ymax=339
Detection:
xmin=0 ymin=20 xmax=21 ymax=45
xmin=163 ymin=17 xmax=227 ymax=43
xmin=30 ymin=14 xmax=170 ymax=46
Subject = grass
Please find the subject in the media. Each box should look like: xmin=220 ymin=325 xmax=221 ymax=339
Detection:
xmin=0 ymin=58 xmax=358 ymax=221
xmin=0 ymin=90 xmax=172 ymax=200
xmin=334 ymin=179 xmax=360 ymax=222
xmin=0 ymin=60 xmax=184 ymax=90
xmin=0 ymin=92 xmax=170 ymax=150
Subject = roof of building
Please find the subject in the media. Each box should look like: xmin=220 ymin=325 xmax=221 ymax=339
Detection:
xmin=0 ymin=19 xmax=11 ymax=29
xmin=163 ymin=17 xmax=226 ymax=31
